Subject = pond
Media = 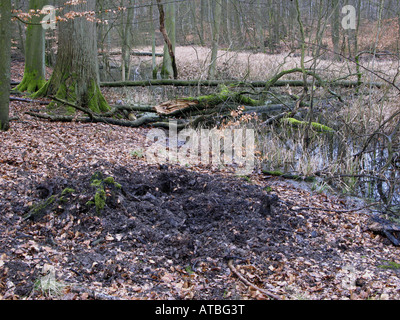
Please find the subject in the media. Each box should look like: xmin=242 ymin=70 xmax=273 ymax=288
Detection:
xmin=259 ymin=124 xmax=400 ymax=215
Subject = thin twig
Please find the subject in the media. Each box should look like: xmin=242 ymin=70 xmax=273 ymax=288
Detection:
xmin=290 ymin=202 xmax=379 ymax=214
xmin=227 ymin=259 xmax=282 ymax=300
xmin=69 ymin=285 xmax=122 ymax=300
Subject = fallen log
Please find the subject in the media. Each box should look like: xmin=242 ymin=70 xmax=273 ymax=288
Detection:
xmin=10 ymin=96 xmax=50 ymax=105
xmin=154 ymin=99 xmax=199 ymax=115
xmin=100 ymin=79 xmax=383 ymax=88
xmin=101 ymin=79 xmax=272 ymax=88
xmin=99 ymin=50 xmax=163 ymax=57
xmin=25 ymin=110 xmax=212 ymax=131
xmin=281 ymin=117 xmax=335 ymax=133
xmin=48 ymin=96 xmax=156 ymax=121
xmin=153 ymin=86 xmax=263 ymax=116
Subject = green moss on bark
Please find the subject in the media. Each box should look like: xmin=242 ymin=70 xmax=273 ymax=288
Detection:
xmin=32 ymin=77 xmax=110 ymax=114
xmin=86 ymin=80 xmax=110 ymax=113
xmin=183 ymin=85 xmax=263 ymax=108
xmin=281 ymin=117 xmax=334 ymax=133
xmin=262 ymin=170 xmax=315 ymax=182
xmin=16 ymin=70 xmax=46 ymax=93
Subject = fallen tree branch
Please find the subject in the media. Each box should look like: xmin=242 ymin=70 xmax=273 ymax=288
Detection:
xmin=25 ymin=111 xmax=162 ymax=128
xmin=47 ymin=97 xmax=157 ymax=123
xmin=154 ymin=86 xmax=264 ymax=116
xmin=101 ymin=104 xmax=155 ymax=117
xmin=49 ymin=96 xmax=95 ymax=120
xmin=260 ymin=112 xmax=289 ymax=126
xmin=227 ymin=259 xmax=282 ymax=300
xmin=10 ymin=96 xmax=50 ymax=105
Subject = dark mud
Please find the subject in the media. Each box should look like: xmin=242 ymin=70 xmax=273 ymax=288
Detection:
xmin=0 ymin=162 xmax=349 ymax=299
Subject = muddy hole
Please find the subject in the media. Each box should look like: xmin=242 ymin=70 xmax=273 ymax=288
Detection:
xmin=22 ymin=163 xmax=332 ymax=268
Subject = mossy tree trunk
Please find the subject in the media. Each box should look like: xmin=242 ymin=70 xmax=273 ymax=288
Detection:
xmin=34 ymin=0 xmax=110 ymax=113
xmin=169 ymin=85 xmax=263 ymax=112
xmin=16 ymin=0 xmax=47 ymax=93
xmin=0 ymin=0 xmax=11 ymax=131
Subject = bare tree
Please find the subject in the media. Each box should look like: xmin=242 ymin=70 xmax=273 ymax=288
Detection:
xmin=0 ymin=0 xmax=11 ymax=131
xmin=208 ymin=0 xmax=222 ymax=79
xmin=158 ymin=0 xmax=177 ymax=79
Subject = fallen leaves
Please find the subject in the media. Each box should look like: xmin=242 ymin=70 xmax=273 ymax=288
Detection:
xmin=1 ymin=81 xmax=400 ymax=300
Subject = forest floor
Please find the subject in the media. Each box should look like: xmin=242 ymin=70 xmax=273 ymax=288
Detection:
xmin=1 ymin=60 xmax=400 ymax=300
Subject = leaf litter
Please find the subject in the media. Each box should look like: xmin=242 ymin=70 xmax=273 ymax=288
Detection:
xmin=1 ymin=96 xmax=400 ymax=300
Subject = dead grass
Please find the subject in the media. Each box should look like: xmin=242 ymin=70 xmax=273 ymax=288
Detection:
xmin=168 ymin=46 xmax=400 ymax=85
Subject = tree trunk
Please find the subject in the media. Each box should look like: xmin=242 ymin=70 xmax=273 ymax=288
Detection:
xmin=225 ymin=0 xmax=232 ymax=45
xmin=331 ymin=0 xmax=341 ymax=60
xmin=257 ymin=0 xmax=265 ymax=53
xmin=208 ymin=0 xmax=222 ymax=79
xmin=0 ymin=0 xmax=11 ymax=131
xmin=150 ymin=1 xmax=157 ymax=79
xmin=34 ymin=0 xmax=109 ymax=113
xmin=159 ymin=1 xmax=177 ymax=79
xmin=121 ymin=0 xmax=134 ymax=81
xmin=200 ymin=0 xmax=206 ymax=45
xmin=190 ymin=0 xmax=203 ymax=46
xmin=16 ymin=0 xmax=47 ymax=93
